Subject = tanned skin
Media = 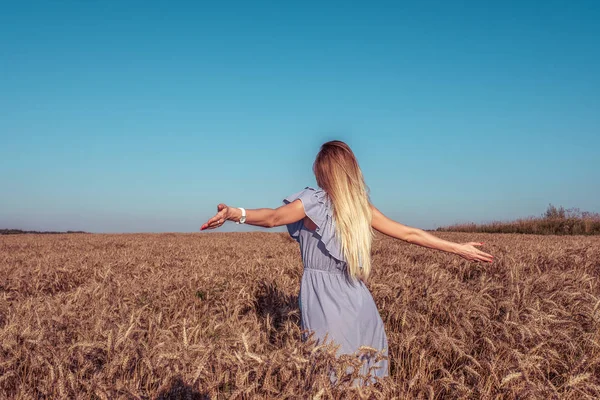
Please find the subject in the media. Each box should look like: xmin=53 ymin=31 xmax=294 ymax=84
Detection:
xmin=200 ymin=201 xmax=493 ymax=264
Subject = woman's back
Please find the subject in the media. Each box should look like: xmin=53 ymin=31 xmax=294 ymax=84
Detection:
xmin=283 ymin=186 xmax=389 ymax=381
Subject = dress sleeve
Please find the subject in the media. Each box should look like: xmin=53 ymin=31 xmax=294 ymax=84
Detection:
xmin=284 ymin=187 xmax=328 ymax=229
xmin=282 ymin=187 xmax=345 ymax=262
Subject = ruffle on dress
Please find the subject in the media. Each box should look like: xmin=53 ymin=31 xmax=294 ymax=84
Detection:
xmin=283 ymin=187 xmax=345 ymax=263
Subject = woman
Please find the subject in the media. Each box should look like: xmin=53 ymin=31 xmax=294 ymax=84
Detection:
xmin=200 ymin=140 xmax=493 ymax=382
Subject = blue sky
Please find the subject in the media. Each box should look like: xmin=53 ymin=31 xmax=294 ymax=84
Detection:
xmin=1 ymin=1 xmax=598 ymax=233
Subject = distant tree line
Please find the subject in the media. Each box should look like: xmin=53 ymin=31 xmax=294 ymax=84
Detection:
xmin=0 ymin=229 xmax=88 ymax=235
xmin=436 ymin=204 xmax=600 ymax=235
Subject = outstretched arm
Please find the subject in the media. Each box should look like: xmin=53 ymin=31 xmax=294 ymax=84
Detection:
xmin=370 ymin=204 xmax=493 ymax=263
xmin=201 ymin=200 xmax=306 ymax=230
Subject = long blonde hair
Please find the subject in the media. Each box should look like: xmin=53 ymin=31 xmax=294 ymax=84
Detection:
xmin=313 ymin=140 xmax=373 ymax=281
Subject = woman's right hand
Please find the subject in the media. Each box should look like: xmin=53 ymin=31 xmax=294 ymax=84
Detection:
xmin=455 ymin=242 xmax=494 ymax=263
xmin=201 ymin=203 xmax=239 ymax=230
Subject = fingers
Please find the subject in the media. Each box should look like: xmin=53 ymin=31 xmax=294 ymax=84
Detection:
xmin=207 ymin=216 xmax=225 ymax=228
xmin=205 ymin=214 xmax=222 ymax=226
xmin=477 ymin=249 xmax=493 ymax=259
xmin=200 ymin=206 xmax=228 ymax=231
xmin=201 ymin=216 xmax=225 ymax=230
xmin=462 ymin=242 xmax=493 ymax=263
xmin=474 ymin=249 xmax=493 ymax=263
xmin=207 ymin=211 xmax=225 ymax=226
xmin=460 ymin=243 xmax=493 ymax=263
xmin=208 ymin=204 xmax=228 ymax=227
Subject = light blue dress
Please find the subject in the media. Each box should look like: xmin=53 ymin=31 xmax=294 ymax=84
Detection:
xmin=283 ymin=187 xmax=389 ymax=380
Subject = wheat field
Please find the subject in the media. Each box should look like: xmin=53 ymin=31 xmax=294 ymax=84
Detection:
xmin=1 ymin=232 xmax=599 ymax=399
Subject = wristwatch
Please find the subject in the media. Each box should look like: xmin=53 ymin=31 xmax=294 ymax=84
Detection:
xmin=236 ymin=207 xmax=246 ymax=224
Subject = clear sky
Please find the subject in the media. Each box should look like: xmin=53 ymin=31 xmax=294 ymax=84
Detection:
xmin=1 ymin=1 xmax=598 ymax=233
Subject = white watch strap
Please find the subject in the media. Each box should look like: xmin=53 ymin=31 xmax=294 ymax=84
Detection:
xmin=236 ymin=207 xmax=246 ymax=224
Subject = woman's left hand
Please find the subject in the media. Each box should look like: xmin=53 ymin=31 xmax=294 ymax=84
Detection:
xmin=200 ymin=203 xmax=231 ymax=230
xmin=455 ymin=242 xmax=494 ymax=263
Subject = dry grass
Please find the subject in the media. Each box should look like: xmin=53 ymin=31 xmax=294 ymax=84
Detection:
xmin=437 ymin=206 xmax=600 ymax=235
xmin=1 ymin=232 xmax=599 ymax=399
xmin=437 ymin=217 xmax=600 ymax=235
